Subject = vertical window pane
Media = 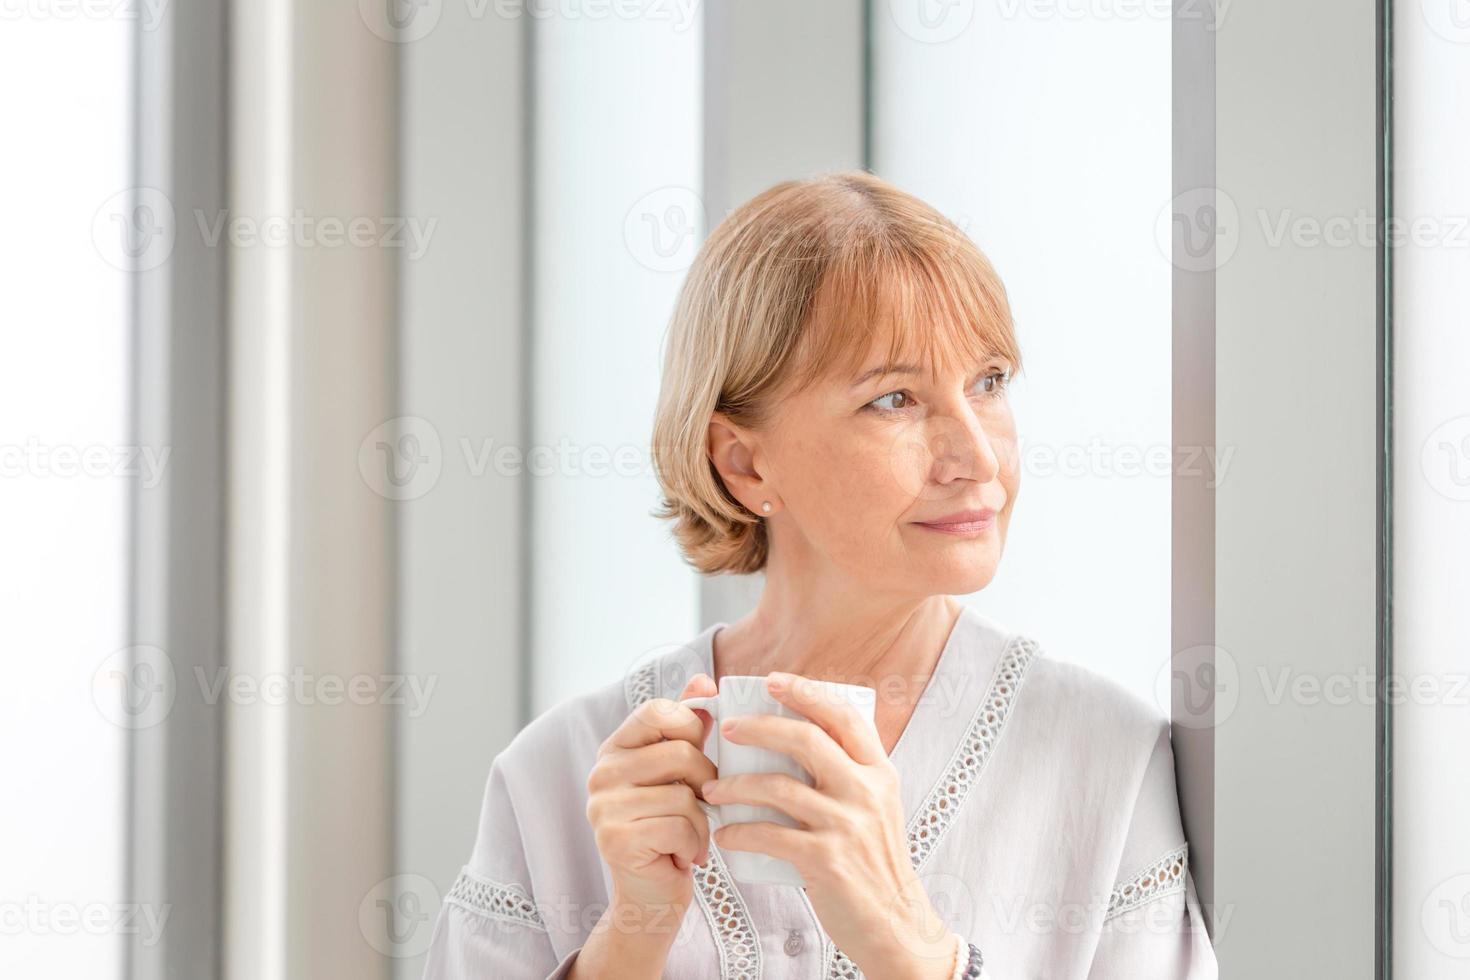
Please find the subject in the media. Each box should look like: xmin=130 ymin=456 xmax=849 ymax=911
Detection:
xmin=872 ymin=4 xmax=1172 ymax=703
xmin=0 ymin=11 xmax=132 ymax=980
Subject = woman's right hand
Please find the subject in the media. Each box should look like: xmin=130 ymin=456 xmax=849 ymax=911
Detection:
xmin=580 ymin=672 xmax=718 ymax=956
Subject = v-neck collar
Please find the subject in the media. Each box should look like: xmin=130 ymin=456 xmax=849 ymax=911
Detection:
xmin=686 ymin=604 xmax=982 ymax=816
xmin=641 ymin=603 xmax=1038 ymax=967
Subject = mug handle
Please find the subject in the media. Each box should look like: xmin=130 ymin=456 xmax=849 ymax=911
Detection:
xmin=680 ymin=694 xmax=721 ymax=828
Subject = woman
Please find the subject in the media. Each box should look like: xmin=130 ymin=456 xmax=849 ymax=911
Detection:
xmin=422 ymin=171 xmax=1218 ymax=979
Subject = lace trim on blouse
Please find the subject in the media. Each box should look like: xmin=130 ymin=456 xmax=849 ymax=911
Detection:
xmin=444 ymin=866 xmax=547 ymax=931
xmin=820 ymin=635 xmax=1041 ymax=979
xmin=692 ymin=846 xmax=762 ymax=979
xmin=906 ymin=635 xmax=1040 ymax=871
xmin=1104 ymin=843 xmax=1189 ymax=922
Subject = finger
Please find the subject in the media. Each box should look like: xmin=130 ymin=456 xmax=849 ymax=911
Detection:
xmin=767 ymin=672 xmax=885 ymax=765
xmin=592 ymin=783 xmax=711 ymax=858
xmin=718 ymin=713 xmax=852 ymax=787
xmin=678 ymin=672 xmax=717 ymax=700
xmin=592 ymin=738 xmax=718 ymax=796
xmin=677 ymin=672 xmax=718 ymax=749
xmin=629 ymin=799 xmax=708 ymax=869
xmin=635 ymin=814 xmax=703 ymax=870
xmin=591 ymin=782 xmax=703 ymax=823
xmin=712 ymin=820 xmax=809 ymax=865
xmin=703 ymin=772 xmax=837 ymax=828
xmin=608 ymin=696 xmax=707 ymax=752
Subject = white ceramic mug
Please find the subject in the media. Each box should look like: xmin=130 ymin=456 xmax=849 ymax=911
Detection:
xmin=682 ymin=675 xmax=878 ymax=887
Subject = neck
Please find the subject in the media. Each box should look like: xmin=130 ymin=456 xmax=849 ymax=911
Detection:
xmin=712 ymin=582 xmax=961 ymax=690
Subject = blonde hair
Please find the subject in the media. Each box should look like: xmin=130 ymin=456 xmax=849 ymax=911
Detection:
xmin=650 ymin=169 xmax=1022 ymax=575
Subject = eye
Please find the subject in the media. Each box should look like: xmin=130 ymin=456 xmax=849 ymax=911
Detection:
xmin=972 ymin=368 xmax=1012 ymax=399
xmin=866 ymin=390 xmax=916 ymax=412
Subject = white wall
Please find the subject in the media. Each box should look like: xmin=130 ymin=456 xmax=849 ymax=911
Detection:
xmin=871 ymin=4 xmax=1173 ymax=704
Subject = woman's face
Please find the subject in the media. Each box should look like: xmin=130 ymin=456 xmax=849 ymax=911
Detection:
xmin=718 ymin=341 xmax=1021 ymax=597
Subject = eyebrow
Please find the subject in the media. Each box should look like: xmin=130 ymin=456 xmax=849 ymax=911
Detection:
xmin=849 ymin=355 xmax=1012 ymax=390
xmin=849 ymin=362 xmax=924 ymax=388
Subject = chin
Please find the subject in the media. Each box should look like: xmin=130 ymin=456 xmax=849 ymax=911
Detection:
xmin=946 ymin=563 xmax=999 ymax=595
xmin=903 ymin=552 xmax=999 ymax=596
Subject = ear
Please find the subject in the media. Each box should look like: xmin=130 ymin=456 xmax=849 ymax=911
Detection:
xmin=707 ymin=412 xmax=775 ymax=515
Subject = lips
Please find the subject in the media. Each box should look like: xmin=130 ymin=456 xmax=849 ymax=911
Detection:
xmin=911 ymin=507 xmax=998 ymax=536
xmin=915 ymin=508 xmax=997 ymax=528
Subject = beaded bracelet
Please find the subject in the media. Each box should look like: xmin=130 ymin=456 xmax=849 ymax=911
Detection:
xmin=947 ymin=933 xmax=984 ymax=980
xmin=963 ymin=941 xmax=983 ymax=978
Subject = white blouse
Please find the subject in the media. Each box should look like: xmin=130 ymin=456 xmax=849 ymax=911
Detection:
xmin=421 ymin=605 xmax=1219 ymax=979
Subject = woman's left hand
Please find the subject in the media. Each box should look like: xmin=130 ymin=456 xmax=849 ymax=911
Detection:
xmin=702 ymin=672 xmax=957 ymax=980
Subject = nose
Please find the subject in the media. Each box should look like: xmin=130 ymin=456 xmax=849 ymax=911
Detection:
xmin=929 ymin=401 xmax=1002 ymax=487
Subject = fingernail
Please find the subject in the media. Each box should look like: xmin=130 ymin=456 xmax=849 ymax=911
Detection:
xmin=701 ymin=779 xmax=717 ymax=797
xmin=721 ymin=718 xmax=739 ymax=734
xmin=766 ymin=672 xmax=787 ymax=689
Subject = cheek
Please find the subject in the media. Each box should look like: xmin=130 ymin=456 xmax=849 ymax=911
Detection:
xmin=783 ymin=432 xmax=906 ymax=529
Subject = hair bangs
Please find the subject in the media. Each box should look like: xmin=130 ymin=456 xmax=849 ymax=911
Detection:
xmin=788 ymin=228 xmax=1021 ymax=396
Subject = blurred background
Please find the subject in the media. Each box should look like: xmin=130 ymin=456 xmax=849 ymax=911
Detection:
xmin=3 ymin=0 xmax=1466 ymax=977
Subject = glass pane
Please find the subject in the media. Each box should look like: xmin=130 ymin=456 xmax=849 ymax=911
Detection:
xmin=0 ymin=11 xmax=132 ymax=979
xmin=871 ymin=4 xmax=1173 ymax=706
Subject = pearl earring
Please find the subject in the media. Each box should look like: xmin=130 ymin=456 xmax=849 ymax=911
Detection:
xmin=761 ymin=501 xmax=772 ymax=514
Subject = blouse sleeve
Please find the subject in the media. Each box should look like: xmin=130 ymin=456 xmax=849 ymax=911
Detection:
xmin=421 ymin=753 xmax=583 ymax=980
xmin=1084 ymin=723 xmax=1218 ymax=980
